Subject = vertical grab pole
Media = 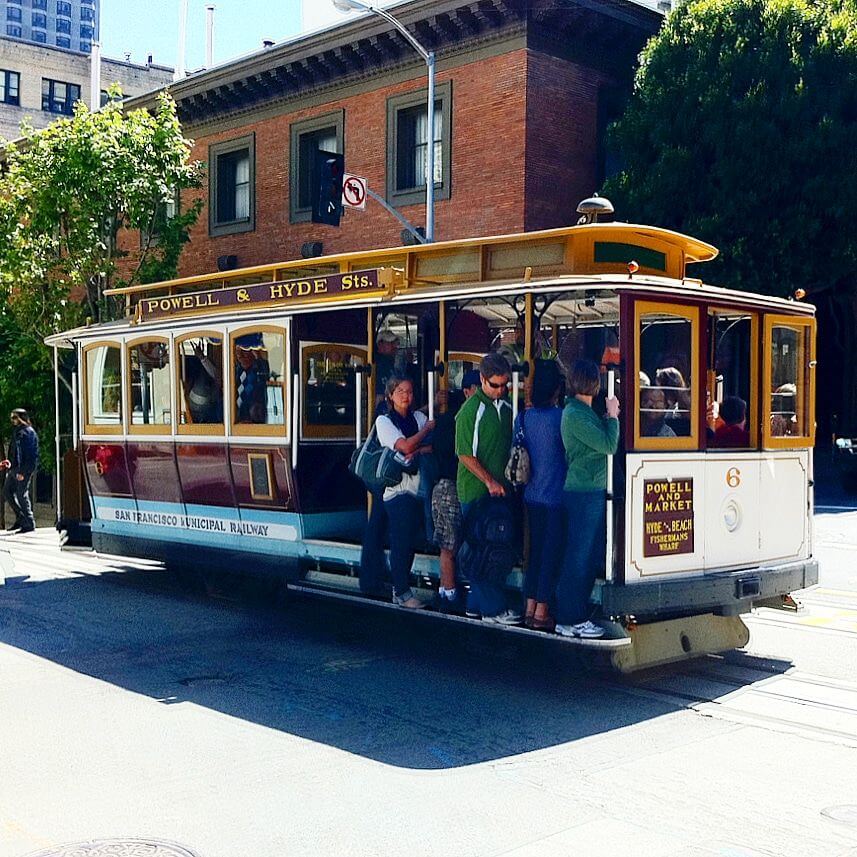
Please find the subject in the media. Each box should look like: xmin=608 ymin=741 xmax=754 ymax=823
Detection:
xmin=427 ymin=370 xmax=435 ymax=421
xmin=355 ymin=368 xmax=363 ymax=449
xmin=53 ymin=346 xmax=62 ymax=523
xmin=512 ymin=370 xmax=520 ymax=423
xmin=605 ymin=368 xmax=616 ymax=584
xmin=291 ymin=374 xmax=300 ymax=470
xmin=71 ymin=372 xmax=79 ymax=450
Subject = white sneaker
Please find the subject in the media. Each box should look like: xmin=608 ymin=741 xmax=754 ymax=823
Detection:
xmin=481 ymin=609 xmax=522 ymax=626
xmin=572 ymin=620 xmax=604 ymax=639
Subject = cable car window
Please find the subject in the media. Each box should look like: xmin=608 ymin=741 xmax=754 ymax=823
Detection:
xmin=176 ymin=333 xmax=224 ymax=431
xmin=634 ymin=302 xmax=700 ymax=449
xmin=763 ymin=316 xmax=815 ymax=446
xmin=301 ymin=343 xmax=367 ymax=439
xmin=128 ymin=339 xmax=172 ymax=428
xmin=84 ymin=343 xmax=122 ymax=431
xmin=708 ymin=311 xmax=757 ymax=449
xmin=230 ymin=328 xmax=287 ymax=434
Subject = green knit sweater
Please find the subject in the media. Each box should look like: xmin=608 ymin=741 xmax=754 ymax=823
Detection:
xmin=561 ymin=398 xmax=620 ymax=492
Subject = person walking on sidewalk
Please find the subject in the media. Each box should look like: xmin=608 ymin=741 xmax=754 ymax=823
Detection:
xmin=1 ymin=409 xmax=39 ymax=533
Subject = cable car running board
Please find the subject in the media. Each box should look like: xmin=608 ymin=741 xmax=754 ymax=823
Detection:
xmin=286 ymin=580 xmax=632 ymax=649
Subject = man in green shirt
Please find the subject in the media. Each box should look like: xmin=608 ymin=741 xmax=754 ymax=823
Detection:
xmin=455 ymin=352 xmax=519 ymax=624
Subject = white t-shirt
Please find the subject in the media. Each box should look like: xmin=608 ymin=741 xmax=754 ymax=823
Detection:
xmin=375 ymin=410 xmax=428 ymax=501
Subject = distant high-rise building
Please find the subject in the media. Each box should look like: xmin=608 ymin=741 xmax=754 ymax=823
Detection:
xmin=0 ymin=0 xmax=99 ymax=53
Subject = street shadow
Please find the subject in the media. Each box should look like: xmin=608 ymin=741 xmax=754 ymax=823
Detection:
xmin=0 ymin=563 xmax=794 ymax=770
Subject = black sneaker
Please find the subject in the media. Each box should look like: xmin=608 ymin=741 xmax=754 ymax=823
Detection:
xmin=439 ymin=592 xmax=467 ymax=616
xmin=17 ymin=524 xmax=35 ymax=534
xmin=6 ymin=521 xmax=22 ymax=531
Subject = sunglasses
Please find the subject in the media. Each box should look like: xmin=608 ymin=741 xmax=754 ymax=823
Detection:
xmin=484 ymin=378 xmax=510 ymax=390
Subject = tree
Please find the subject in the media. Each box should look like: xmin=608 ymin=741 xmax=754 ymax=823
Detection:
xmin=605 ymin=0 xmax=857 ymax=300
xmin=0 ymin=88 xmax=203 ymax=474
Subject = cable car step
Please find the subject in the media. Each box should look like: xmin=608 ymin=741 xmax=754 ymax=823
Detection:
xmin=287 ymin=580 xmax=632 ymax=648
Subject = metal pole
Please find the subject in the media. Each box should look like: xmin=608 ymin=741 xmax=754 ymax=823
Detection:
xmin=511 ymin=370 xmax=520 ymax=423
xmin=205 ymin=4 xmax=215 ymax=68
xmin=605 ymin=369 xmax=616 ymax=584
xmin=53 ymin=346 xmax=62 ymax=523
xmin=427 ymin=370 xmax=435 ymax=421
xmin=175 ymin=0 xmax=188 ymax=80
xmin=355 ymin=370 xmax=363 ymax=448
xmin=71 ymin=372 xmax=79 ymax=450
xmin=291 ymin=374 xmax=300 ymax=469
xmin=89 ymin=40 xmax=101 ymax=110
xmin=424 ymin=51 xmax=436 ymax=242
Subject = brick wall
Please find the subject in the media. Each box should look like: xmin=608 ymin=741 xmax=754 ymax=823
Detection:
xmin=524 ymin=52 xmax=611 ymax=232
xmin=168 ymin=49 xmax=528 ymax=279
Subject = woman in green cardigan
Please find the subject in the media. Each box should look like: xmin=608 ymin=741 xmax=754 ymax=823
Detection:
xmin=554 ymin=359 xmax=620 ymax=639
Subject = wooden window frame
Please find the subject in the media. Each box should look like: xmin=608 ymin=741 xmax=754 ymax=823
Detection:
xmin=174 ymin=330 xmax=226 ymax=436
xmin=82 ymin=340 xmax=123 ymax=435
xmin=386 ymin=81 xmax=452 ymax=208
xmin=633 ymin=300 xmax=701 ymax=451
xmin=706 ymin=307 xmax=759 ymax=450
xmin=289 ymin=109 xmax=345 ymax=224
xmin=208 ymin=134 xmax=255 ymax=237
xmin=301 ymin=341 xmax=368 ymax=441
xmin=126 ymin=335 xmax=173 ymax=435
xmin=229 ymin=325 xmax=289 ymax=438
xmin=762 ymin=314 xmax=816 ymax=450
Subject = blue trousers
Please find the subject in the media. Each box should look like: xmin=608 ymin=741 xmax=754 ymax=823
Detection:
xmin=524 ymin=502 xmax=563 ymax=604
xmin=460 ymin=499 xmax=508 ymax=618
xmin=384 ymin=493 xmax=422 ymax=598
xmin=359 ymin=490 xmax=388 ymax=595
xmin=554 ymin=490 xmax=606 ymax=626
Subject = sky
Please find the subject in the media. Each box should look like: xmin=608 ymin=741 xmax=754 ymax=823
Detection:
xmin=99 ymin=0 xmax=400 ymax=71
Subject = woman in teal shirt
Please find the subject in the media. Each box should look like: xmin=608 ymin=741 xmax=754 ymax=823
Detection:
xmin=554 ymin=359 xmax=620 ymax=638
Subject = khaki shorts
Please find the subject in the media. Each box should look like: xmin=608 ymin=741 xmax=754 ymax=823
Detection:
xmin=431 ymin=478 xmax=462 ymax=552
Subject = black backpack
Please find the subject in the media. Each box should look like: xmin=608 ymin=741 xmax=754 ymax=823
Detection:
xmin=458 ymin=495 xmax=518 ymax=585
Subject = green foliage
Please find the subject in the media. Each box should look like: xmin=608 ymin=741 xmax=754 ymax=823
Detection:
xmin=605 ymin=0 xmax=857 ymax=297
xmin=0 ymin=88 xmax=203 ymax=470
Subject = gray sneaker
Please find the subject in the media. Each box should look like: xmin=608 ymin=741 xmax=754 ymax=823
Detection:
xmin=392 ymin=591 xmax=427 ymax=609
xmin=555 ymin=620 xmax=604 ymax=639
xmin=481 ymin=609 xmax=522 ymax=626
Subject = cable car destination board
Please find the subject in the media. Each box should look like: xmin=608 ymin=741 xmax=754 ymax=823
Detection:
xmin=134 ymin=268 xmax=395 ymax=323
xmin=643 ymin=478 xmax=695 ymax=557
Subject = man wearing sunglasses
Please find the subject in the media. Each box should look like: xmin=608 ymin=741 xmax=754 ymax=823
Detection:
xmin=1 ymin=409 xmax=39 ymax=534
xmin=455 ymin=352 xmax=520 ymax=624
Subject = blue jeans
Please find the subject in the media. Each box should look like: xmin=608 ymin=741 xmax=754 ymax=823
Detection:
xmin=524 ymin=502 xmax=563 ymax=604
xmin=385 ymin=493 xmax=422 ymax=598
xmin=554 ymin=490 xmax=606 ymax=626
xmin=460 ymin=499 xmax=509 ymax=618
xmin=359 ymin=489 xmax=388 ymax=595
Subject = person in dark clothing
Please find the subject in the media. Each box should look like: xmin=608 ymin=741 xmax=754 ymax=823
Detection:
xmin=430 ymin=370 xmax=480 ymax=610
xmin=1 ymin=409 xmax=39 ymax=533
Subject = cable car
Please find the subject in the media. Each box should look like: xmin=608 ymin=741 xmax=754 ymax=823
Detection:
xmin=48 ymin=200 xmax=818 ymax=671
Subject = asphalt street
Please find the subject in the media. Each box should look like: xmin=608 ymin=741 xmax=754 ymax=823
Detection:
xmin=0 ymin=480 xmax=856 ymax=857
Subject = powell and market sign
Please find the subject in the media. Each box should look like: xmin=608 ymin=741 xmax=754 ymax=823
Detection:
xmin=135 ymin=268 xmax=396 ymax=322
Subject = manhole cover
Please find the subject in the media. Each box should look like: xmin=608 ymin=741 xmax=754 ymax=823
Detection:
xmin=24 ymin=838 xmax=201 ymax=857
xmin=822 ymin=805 xmax=857 ymax=828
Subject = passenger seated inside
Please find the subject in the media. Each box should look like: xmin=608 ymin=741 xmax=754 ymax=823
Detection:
xmin=713 ymin=396 xmax=750 ymax=448
xmin=771 ymin=383 xmax=797 ymax=437
xmin=640 ymin=385 xmax=676 ymax=438
xmin=234 ymin=334 xmax=271 ymax=424
xmin=655 ymin=366 xmax=691 ymax=436
xmin=184 ymin=340 xmax=223 ymax=424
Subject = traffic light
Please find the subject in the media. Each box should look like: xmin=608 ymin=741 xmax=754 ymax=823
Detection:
xmin=312 ymin=149 xmax=345 ymax=227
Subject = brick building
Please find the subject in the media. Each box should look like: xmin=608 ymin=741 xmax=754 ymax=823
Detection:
xmin=123 ymin=0 xmax=661 ymax=279
xmin=0 ymin=36 xmax=172 ymax=140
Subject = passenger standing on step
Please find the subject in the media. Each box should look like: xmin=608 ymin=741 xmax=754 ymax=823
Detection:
xmin=455 ymin=353 xmax=520 ymax=625
xmin=374 ymin=376 xmax=435 ymax=609
xmin=514 ymin=359 xmax=566 ymax=631
xmin=554 ymin=360 xmax=619 ymax=639
xmin=1 ymin=409 xmax=39 ymax=534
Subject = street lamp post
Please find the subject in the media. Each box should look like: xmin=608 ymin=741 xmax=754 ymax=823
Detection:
xmin=331 ymin=0 xmax=436 ymax=243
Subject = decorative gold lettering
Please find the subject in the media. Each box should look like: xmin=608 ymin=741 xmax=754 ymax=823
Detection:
xmin=313 ymin=279 xmax=328 ymax=294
